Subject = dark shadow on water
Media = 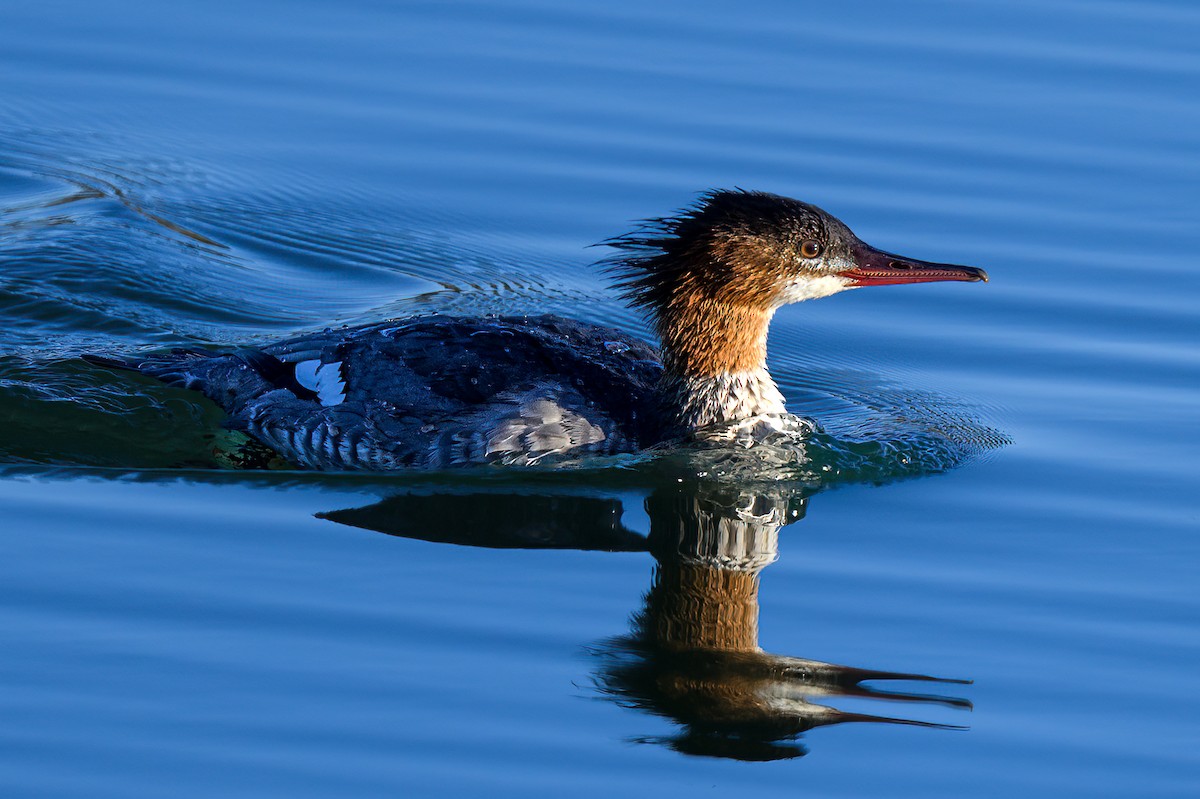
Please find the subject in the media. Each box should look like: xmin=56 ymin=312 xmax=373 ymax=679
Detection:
xmin=317 ymin=480 xmax=972 ymax=761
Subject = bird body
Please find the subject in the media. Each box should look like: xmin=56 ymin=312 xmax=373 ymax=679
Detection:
xmin=89 ymin=315 xmax=664 ymax=469
xmin=86 ymin=190 xmax=987 ymax=470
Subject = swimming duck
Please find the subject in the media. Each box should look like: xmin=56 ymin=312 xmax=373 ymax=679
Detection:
xmin=85 ymin=190 xmax=987 ymax=469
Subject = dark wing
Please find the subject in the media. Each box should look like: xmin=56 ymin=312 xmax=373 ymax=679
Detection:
xmin=89 ymin=315 xmax=664 ymax=470
xmin=263 ymin=315 xmax=660 ymax=407
xmin=254 ymin=315 xmax=666 ymax=468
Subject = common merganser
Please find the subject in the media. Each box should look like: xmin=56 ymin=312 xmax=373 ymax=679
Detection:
xmin=85 ymin=190 xmax=987 ymax=470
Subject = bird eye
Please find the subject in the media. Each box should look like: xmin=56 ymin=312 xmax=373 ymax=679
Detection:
xmin=800 ymin=240 xmax=822 ymax=259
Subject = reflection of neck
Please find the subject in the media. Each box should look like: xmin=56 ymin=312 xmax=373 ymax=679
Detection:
xmin=648 ymin=563 xmax=761 ymax=652
xmin=643 ymin=488 xmax=790 ymax=653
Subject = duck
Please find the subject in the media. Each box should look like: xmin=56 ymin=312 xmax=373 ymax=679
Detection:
xmin=85 ymin=189 xmax=987 ymax=470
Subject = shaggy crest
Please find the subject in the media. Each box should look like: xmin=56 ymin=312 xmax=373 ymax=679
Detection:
xmin=599 ymin=188 xmax=830 ymax=313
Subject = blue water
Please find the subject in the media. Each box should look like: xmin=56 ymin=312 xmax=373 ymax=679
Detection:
xmin=2 ymin=0 xmax=1198 ymax=796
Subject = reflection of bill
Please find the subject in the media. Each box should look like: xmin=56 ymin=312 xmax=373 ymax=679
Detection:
xmin=318 ymin=482 xmax=970 ymax=761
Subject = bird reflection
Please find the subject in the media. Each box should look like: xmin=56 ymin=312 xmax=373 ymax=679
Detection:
xmin=592 ymin=482 xmax=970 ymax=760
xmin=317 ymin=481 xmax=970 ymax=760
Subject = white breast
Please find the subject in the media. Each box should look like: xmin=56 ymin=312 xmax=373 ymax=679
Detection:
xmin=667 ymin=368 xmax=788 ymax=431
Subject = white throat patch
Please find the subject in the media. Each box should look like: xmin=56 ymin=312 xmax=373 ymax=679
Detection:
xmin=775 ymin=274 xmax=852 ymax=306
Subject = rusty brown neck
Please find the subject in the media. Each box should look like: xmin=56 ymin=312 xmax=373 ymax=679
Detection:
xmin=652 ymin=299 xmax=787 ymax=430
xmin=654 ymin=299 xmax=773 ymax=377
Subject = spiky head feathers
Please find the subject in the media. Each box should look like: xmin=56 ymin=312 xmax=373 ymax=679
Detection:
xmin=602 ymin=189 xmax=855 ymax=315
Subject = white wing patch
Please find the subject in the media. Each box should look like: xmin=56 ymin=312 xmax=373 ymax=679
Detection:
xmin=293 ymin=359 xmax=346 ymax=406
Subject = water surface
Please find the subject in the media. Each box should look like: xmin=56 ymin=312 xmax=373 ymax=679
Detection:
xmin=1 ymin=0 xmax=1198 ymax=796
